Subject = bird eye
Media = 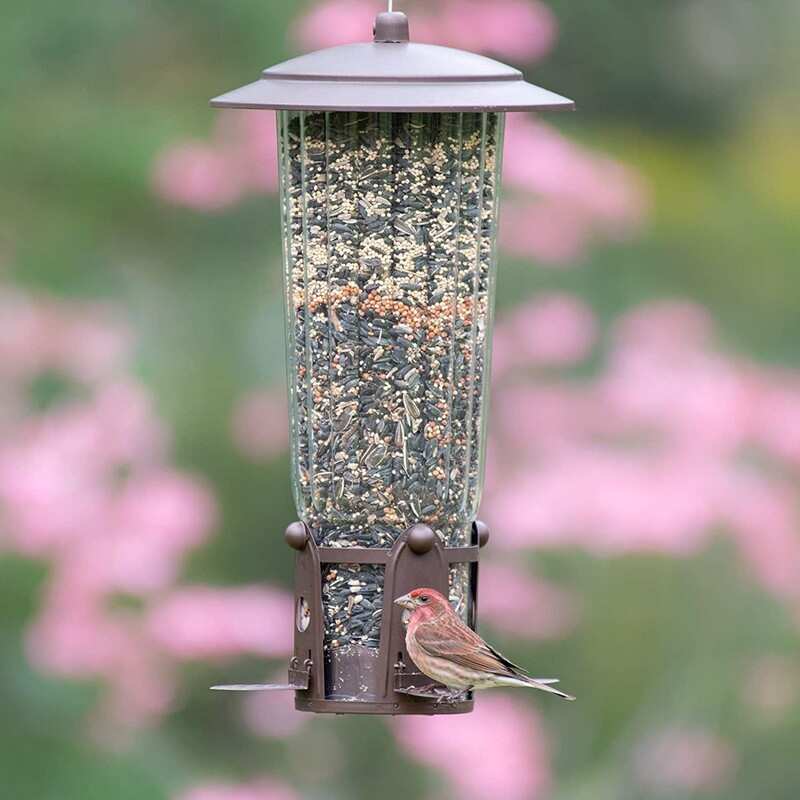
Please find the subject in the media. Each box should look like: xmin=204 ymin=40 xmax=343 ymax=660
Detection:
xmin=419 ymin=594 xmax=429 ymax=603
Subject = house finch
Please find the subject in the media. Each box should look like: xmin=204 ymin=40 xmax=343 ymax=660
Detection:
xmin=395 ymin=587 xmax=575 ymax=701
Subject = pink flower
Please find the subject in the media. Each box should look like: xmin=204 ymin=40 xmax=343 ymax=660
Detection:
xmin=722 ymin=479 xmax=800 ymax=602
xmin=75 ymin=470 xmax=218 ymax=595
xmin=504 ymin=117 xmax=647 ymax=229
xmin=176 ymin=780 xmax=300 ymax=800
xmin=230 ymin=389 xmax=289 ymax=461
xmin=215 ymin=111 xmax=279 ymax=193
xmin=0 ymin=380 xmax=176 ymax=561
xmin=491 ymin=385 xmax=591 ymax=450
xmin=27 ymin=577 xmax=128 ymax=677
xmin=297 ymin=0 xmax=556 ymax=61
xmin=479 ymin=563 xmax=580 ymax=639
xmin=55 ymin=310 xmax=132 ymax=383
xmin=0 ymin=290 xmax=130 ymax=383
xmin=0 ymin=292 xmax=58 ymax=380
xmin=145 ymin=585 xmax=293 ymax=661
xmin=436 ymin=0 xmax=557 ymax=62
xmin=393 ymin=694 xmax=551 ymax=800
xmin=634 ymin=727 xmax=738 ymax=793
xmin=151 ymin=112 xmax=279 ymax=210
xmin=485 ymin=291 xmax=800 ymax=616
xmin=113 ymin=471 xmax=215 ymax=547
xmin=613 ymin=300 xmax=714 ymax=354
xmin=500 ymin=199 xmax=590 ymax=265
xmin=151 ymin=142 xmax=246 ymax=211
xmin=26 ymin=573 xmax=175 ymax=729
xmin=485 ymin=449 xmax=722 ymax=557
xmin=750 ymin=371 xmax=800 ymax=465
xmin=601 ymin=343 xmax=751 ymax=456
xmin=500 ymin=116 xmax=648 ymax=264
xmin=86 ymin=379 xmax=167 ymax=465
xmin=494 ymin=293 xmax=596 ymax=372
xmin=0 ymin=419 xmax=110 ymax=555
xmin=294 ymin=0 xmax=377 ymax=49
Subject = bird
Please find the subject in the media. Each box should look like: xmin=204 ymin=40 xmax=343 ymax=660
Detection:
xmin=394 ymin=587 xmax=575 ymax=702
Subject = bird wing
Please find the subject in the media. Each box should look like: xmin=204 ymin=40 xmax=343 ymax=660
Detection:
xmin=414 ymin=614 xmax=528 ymax=678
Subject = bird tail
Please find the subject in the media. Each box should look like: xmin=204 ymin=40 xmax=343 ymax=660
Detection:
xmin=530 ymin=680 xmax=575 ymax=701
xmin=509 ymin=674 xmax=575 ymax=700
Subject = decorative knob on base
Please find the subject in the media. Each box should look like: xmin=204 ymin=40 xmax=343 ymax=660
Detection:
xmin=475 ymin=520 xmax=490 ymax=548
xmin=285 ymin=521 xmax=308 ymax=551
xmin=406 ymin=524 xmax=436 ymax=554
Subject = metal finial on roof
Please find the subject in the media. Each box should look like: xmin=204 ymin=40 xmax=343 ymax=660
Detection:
xmin=374 ymin=10 xmax=409 ymax=42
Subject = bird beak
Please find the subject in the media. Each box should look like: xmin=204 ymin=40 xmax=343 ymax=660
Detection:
xmin=394 ymin=593 xmax=415 ymax=610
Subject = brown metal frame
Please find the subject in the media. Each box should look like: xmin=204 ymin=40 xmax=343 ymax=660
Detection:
xmin=289 ymin=521 xmax=487 ymax=715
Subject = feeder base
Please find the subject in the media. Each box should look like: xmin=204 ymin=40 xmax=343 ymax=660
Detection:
xmin=294 ymin=696 xmax=473 ymax=716
xmin=212 ymin=521 xmax=489 ymax=715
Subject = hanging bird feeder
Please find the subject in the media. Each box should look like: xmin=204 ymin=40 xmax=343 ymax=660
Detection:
xmin=210 ymin=8 xmax=574 ymax=715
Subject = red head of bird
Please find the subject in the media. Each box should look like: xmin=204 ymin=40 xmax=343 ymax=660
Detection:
xmin=393 ymin=587 xmax=450 ymax=625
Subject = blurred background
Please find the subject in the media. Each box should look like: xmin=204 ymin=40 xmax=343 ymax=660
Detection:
xmin=2 ymin=1 xmax=799 ymax=798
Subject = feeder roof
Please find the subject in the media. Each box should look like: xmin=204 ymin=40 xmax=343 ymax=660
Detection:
xmin=210 ymin=11 xmax=574 ymax=113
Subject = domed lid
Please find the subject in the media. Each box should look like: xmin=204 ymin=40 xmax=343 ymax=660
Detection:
xmin=210 ymin=11 xmax=574 ymax=113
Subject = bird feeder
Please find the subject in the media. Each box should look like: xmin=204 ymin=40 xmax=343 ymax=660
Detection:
xmin=210 ymin=9 xmax=573 ymax=715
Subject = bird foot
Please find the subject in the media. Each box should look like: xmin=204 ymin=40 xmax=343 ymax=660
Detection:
xmin=433 ymin=687 xmax=470 ymax=707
